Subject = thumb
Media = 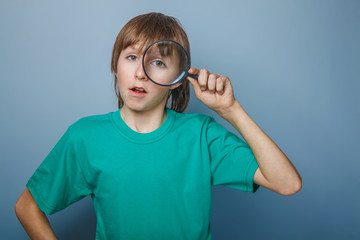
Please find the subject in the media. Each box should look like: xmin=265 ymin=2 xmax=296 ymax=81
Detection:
xmin=187 ymin=76 xmax=202 ymax=97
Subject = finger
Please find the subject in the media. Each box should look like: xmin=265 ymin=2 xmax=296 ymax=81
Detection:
xmin=187 ymin=67 xmax=199 ymax=81
xmin=208 ymin=74 xmax=217 ymax=93
xmin=187 ymin=75 xmax=202 ymax=97
xmin=188 ymin=67 xmax=200 ymax=75
xmin=216 ymin=76 xmax=225 ymax=95
xmin=198 ymin=69 xmax=209 ymax=91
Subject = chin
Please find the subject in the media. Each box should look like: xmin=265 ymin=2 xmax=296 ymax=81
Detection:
xmin=124 ymin=105 xmax=145 ymax=112
xmin=123 ymin=102 xmax=150 ymax=112
xmin=122 ymin=95 xmax=168 ymax=113
xmin=124 ymin=102 xmax=166 ymax=114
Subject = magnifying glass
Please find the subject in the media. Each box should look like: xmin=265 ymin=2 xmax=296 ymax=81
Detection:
xmin=142 ymin=39 xmax=198 ymax=87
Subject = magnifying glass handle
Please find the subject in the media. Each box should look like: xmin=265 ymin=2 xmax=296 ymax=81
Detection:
xmin=187 ymin=73 xmax=198 ymax=80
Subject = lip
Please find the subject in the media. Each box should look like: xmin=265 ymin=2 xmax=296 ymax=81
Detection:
xmin=129 ymin=86 xmax=148 ymax=97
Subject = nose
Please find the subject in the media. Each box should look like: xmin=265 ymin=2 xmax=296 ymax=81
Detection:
xmin=135 ymin=57 xmax=147 ymax=81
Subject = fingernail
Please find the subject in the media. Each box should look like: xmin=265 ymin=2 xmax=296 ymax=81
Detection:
xmin=201 ymin=87 xmax=205 ymax=91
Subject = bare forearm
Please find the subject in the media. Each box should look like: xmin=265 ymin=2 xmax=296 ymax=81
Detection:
xmin=217 ymin=100 xmax=302 ymax=190
xmin=16 ymin=206 xmax=57 ymax=240
xmin=187 ymin=67 xmax=301 ymax=193
xmin=15 ymin=188 xmax=57 ymax=240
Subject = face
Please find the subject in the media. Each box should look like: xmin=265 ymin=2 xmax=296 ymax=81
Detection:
xmin=116 ymin=43 xmax=181 ymax=113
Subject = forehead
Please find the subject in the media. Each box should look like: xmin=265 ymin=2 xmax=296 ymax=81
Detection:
xmin=122 ymin=43 xmax=146 ymax=53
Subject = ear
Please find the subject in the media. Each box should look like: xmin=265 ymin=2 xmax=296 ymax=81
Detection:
xmin=169 ymin=81 xmax=183 ymax=90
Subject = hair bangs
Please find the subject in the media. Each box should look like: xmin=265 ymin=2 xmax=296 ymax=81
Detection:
xmin=120 ymin=17 xmax=182 ymax=53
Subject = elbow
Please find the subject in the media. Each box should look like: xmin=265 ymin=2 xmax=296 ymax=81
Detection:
xmin=15 ymin=196 xmax=25 ymax=218
xmin=15 ymin=190 xmax=31 ymax=219
xmin=279 ymin=178 xmax=302 ymax=196
xmin=15 ymin=199 xmax=22 ymax=219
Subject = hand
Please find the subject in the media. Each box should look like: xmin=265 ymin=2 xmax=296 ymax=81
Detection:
xmin=187 ymin=68 xmax=237 ymax=115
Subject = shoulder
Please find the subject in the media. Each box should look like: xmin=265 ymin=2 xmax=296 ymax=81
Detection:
xmin=170 ymin=109 xmax=214 ymax=125
xmin=67 ymin=110 xmax=114 ymax=137
xmin=169 ymin=110 xmax=223 ymax=136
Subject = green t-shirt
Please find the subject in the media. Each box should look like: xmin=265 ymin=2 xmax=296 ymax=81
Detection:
xmin=26 ymin=108 xmax=260 ymax=240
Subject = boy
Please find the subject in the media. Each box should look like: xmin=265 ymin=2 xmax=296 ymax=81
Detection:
xmin=15 ymin=12 xmax=302 ymax=240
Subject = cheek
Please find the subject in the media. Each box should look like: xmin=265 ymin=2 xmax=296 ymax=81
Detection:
xmin=117 ymin=59 xmax=135 ymax=78
xmin=152 ymin=86 xmax=171 ymax=98
xmin=117 ymin=69 xmax=133 ymax=89
xmin=116 ymin=69 xmax=129 ymax=93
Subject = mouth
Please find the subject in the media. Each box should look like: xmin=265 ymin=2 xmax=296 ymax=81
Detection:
xmin=129 ymin=86 xmax=147 ymax=96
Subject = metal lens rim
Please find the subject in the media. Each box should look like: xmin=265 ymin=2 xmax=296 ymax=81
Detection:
xmin=142 ymin=39 xmax=191 ymax=87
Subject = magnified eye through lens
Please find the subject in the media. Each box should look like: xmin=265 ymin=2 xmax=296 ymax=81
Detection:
xmin=143 ymin=40 xmax=190 ymax=86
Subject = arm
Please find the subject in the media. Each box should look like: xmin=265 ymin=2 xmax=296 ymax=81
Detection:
xmin=217 ymin=100 xmax=302 ymax=196
xmin=187 ymin=68 xmax=302 ymax=196
xmin=15 ymin=187 xmax=58 ymax=240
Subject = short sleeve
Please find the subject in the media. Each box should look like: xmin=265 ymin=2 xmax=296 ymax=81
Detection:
xmin=207 ymin=117 xmax=260 ymax=193
xmin=26 ymin=123 xmax=92 ymax=215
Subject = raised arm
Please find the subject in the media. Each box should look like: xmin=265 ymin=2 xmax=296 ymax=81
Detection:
xmin=216 ymin=100 xmax=302 ymax=196
xmin=15 ymin=187 xmax=58 ymax=240
xmin=187 ymin=68 xmax=302 ymax=196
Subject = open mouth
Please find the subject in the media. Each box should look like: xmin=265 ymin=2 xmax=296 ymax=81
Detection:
xmin=130 ymin=87 xmax=147 ymax=94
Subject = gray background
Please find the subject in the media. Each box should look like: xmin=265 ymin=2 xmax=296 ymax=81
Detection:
xmin=1 ymin=0 xmax=359 ymax=239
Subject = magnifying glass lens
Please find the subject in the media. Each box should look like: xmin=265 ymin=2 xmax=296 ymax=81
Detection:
xmin=143 ymin=40 xmax=189 ymax=86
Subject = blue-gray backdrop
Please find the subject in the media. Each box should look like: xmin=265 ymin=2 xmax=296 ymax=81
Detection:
xmin=1 ymin=0 xmax=359 ymax=239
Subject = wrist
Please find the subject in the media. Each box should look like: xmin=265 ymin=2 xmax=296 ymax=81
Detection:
xmin=216 ymin=100 xmax=243 ymax=121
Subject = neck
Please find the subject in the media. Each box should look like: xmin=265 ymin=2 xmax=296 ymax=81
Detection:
xmin=120 ymin=106 xmax=167 ymax=133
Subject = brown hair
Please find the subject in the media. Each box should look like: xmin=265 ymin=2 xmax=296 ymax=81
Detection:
xmin=110 ymin=12 xmax=190 ymax=112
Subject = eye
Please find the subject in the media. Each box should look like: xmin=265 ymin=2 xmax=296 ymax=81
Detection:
xmin=152 ymin=60 xmax=165 ymax=68
xmin=127 ymin=55 xmax=137 ymax=61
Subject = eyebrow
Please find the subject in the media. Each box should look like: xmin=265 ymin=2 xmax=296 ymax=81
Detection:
xmin=126 ymin=44 xmax=143 ymax=52
xmin=128 ymin=45 xmax=139 ymax=50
